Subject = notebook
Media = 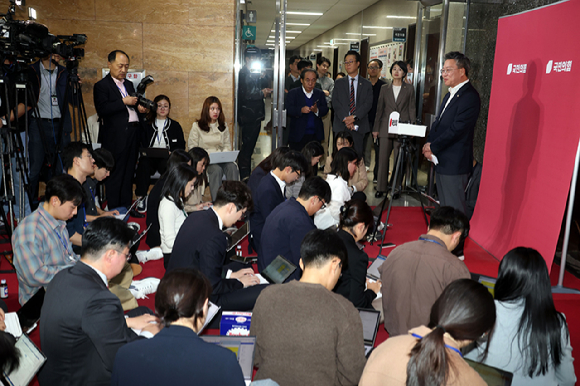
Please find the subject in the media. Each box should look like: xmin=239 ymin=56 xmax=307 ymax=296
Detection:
xmin=200 ymin=336 xmax=256 ymax=385
xmin=367 ymin=255 xmax=387 ymax=281
xmin=226 ymin=222 xmax=250 ymax=252
xmin=258 ymin=255 xmax=297 ymax=284
xmin=197 ymin=302 xmax=220 ymax=335
xmin=358 ymin=308 xmax=380 ymax=357
xmin=3 ymin=334 xmax=46 ymax=386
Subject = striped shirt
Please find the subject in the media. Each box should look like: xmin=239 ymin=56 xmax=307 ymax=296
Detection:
xmin=12 ymin=204 xmax=79 ymax=305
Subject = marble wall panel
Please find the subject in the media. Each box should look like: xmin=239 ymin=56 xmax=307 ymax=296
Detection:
xmin=143 ymin=23 xmax=235 ymax=73
xmin=14 ymin=0 xmax=95 ymax=22
xmin=188 ymin=0 xmax=235 ymax=27
xmin=95 ymin=0 xmax=189 ymax=24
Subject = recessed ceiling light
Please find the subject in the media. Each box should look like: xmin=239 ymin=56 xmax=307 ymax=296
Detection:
xmin=271 ymin=30 xmax=302 ymax=33
xmin=363 ymin=26 xmax=393 ymax=29
xmin=287 ymin=11 xmax=323 ymax=16
xmin=266 ymin=43 xmax=275 ymax=46
xmin=345 ymin=33 xmax=377 ymax=36
xmin=386 ymin=15 xmax=416 ymax=19
xmin=287 ymin=23 xmax=310 ymax=26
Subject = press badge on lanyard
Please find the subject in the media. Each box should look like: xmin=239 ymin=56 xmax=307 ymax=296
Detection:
xmin=51 ymin=95 xmax=58 ymax=106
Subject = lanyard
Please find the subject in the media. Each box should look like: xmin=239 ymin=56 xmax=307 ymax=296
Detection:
xmin=411 ymin=333 xmax=463 ymax=357
xmin=55 ymin=228 xmax=70 ymax=255
xmin=115 ymin=83 xmax=128 ymax=98
xmin=88 ymin=186 xmax=95 ymax=202
xmin=419 ymin=237 xmax=445 ymax=248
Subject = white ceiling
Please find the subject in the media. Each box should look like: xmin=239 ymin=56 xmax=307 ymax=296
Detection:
xmin=247 ymin=0 xmax=380 ymax=51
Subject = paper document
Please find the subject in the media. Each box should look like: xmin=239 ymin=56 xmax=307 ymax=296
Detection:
xmin=5 ymin=312 xmax=22 ymax=338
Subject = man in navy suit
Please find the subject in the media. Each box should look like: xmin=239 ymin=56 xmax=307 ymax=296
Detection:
xmin=423 ymin=52 xmax=480 ymax=214
xmin=169 ymin=181 xmax=266 ymax=311
xmin=94 ymin=50 xmax=147 ymax=210
xmin=39 ymin=218 xmax=160 ymax=386
xmin=286 ymin=69 xmax=329 ymax=151
xmin=249 ymin=150 xmax=309 ymax=271
xmin=331 ymin=50 xmax=373 ymax=157
xmin=260 ymin=176 xmax=331 ymax=281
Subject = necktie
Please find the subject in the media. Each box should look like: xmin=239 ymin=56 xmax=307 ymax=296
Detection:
xmin=349 ymin=78 xmax=356 ymax=115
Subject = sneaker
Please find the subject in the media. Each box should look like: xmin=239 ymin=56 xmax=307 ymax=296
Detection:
xmin=129 ymin=277 xmax=160 ymax=300
xmin=136 ymin=247 xmax=163 ymax=264
xmin=127 ymin=222 xmax=141 ymax=233
xmin=137 ymin=196 xmax=147 ymax=213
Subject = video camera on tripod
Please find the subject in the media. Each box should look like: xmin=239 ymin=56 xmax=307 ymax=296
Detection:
xmin=131 ymin=75 xmax=156 ymax=111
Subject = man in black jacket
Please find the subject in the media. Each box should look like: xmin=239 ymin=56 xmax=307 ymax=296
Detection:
xmin=237 ymin=47 xmax=271 ymax=179
xmin=93 ymin=50 xmax=147 ymax=209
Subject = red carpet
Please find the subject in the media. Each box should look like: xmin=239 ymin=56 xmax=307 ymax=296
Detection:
xmin=1 ymin=206 xmax=580 ymax=383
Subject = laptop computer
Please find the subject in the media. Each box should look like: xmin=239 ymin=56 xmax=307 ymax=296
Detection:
xmin=16 ymin=288 xmax=45 ymax=333
xmin=470 ymin=272 xmax=497 ymax=297
xmin=366 ymin=255 xmax=387 ymax=281
xmin=209 ymin=151 xmax=239 ymax=164
xmin=226 ymin=222 xmax=250 ymax=252
xmin=114 ymin=199 xmax=141 ymax=222
xmin=358 ymin=308 xmax=380 ymax=357
xmin=200 ymin=336 xmax=256 ymax=385
xmin=259 ymin=255 xmax=297 ymax=284
xmin=3 ymin=333 xmax=47 ymax=386
xmin=139 ymin=147 xmax=170 ymax=159
xmin=464 ymin=358 xmax=513 ymax=385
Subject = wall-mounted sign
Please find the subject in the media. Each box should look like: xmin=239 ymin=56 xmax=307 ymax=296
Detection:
xmin=246 ymin=10 xmax=257 ymax=23
xmin=242 ymin=26 xmax=256 ymax=41
xmin=393 ymin=28 xmax=407 ymax=42
xmin=350 ymin=42 xmax=360 ymax=52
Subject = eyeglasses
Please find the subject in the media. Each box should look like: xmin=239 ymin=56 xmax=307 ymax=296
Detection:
xmin=317 ymin=196 xmax=327 ymax=210
xmin=116 ymin=250 xmax=131 ymax=261
xmin=343 ymin=60 xmax=356 ymax=65
xmin=368 ymin=66 xmax=380 ymax=70
xmin=440 ymin=68 xmax=458 ymax=75
xmin=293 ymin=169 xmax=301 ymax=177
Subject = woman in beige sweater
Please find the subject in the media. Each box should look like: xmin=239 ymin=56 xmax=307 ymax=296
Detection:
xmin=324 ymin=130 xmax=368 ymax=194
xmin=360 ymin=279 xmax=495 ymax=386
xmin=188 ymin=96 xmax=239 ymax=201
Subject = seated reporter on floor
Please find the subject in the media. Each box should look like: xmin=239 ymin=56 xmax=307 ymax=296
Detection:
xmin=324 ymin=130 xmax=368 ymax=194
xmin=285 ymin=141 xmax=324 ymax=199
xmin=168 ymin=181 xmax=267 ymax=311
xmin=334 ymin=199 xmax=380 ymax=309
xmin=183 ymin=147 xmax=213 ymax=212
xmin=465 ymin=247 xmax=576 ymax=386
xmin=159 ymin=164 xmax=198 ymax=269
xmin=135 ymin=94 xmax=185 ymax=211
xmin=188 ymin=96 xmax=239 ymax=201
xmin=251 ymin=228 xmax=366 ymax=386
xmin=39 ymin=217 xmax=160 ymax=386
xmin=359 ymin=279 xmax=494 ymax=386
xmin=315 ymin=147 xmax=365 ymax=230
xmin=247 ymin=146 xmax=290 ymax=199
xmin=111 ymin=268 xmax=245 ymax=386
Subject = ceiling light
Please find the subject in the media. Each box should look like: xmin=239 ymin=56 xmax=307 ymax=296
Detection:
xmin=363 ymin=26 xmax=393 ymax=29
xmin=313 ymin=49 xmax=323 ymax=52
xmin=332 ymin=38 xmax=352 ymax=41
xmin=267 ymin=40 xmax=275 ymax=42
xmin=286 ymin=36 xmax=295 ymax=39
xmin=345 ymin=33 xmax=377 ymax=36
xmin=386 ymin=15 xmax=416 ymax=19
xmin=317 ymin=45 xmax=332 ymax=48
xmin=287 ymin=23 xmax=310 ymax=26
xmin=271 ymin=30 xmax=302 ymax=33
xmin=287 ymin=11 xmax=323 ymax=16
xmin=266 ymin=43 xmax=275 ymax=46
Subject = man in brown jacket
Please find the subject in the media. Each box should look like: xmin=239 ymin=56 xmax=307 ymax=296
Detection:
xmin=379 ymin=206 xmax=471 ymax=336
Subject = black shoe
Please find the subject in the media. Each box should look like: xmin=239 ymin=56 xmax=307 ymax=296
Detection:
xmin=392 ymin=192 xmax=401 ymax=200
xmin=129 ymin=209 xmax=145 ymax=219
xmin=375 ymin=191 xmax=384 ymax=198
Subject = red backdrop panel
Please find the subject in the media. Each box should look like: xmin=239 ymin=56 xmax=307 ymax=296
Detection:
xmin=470 ymin=0 xmax=580 ymax=272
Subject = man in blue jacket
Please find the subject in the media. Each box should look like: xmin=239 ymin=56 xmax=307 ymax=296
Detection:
xmin=29 ymin=54 xmax=73 ymax=203
xmin=286 ymin=69 xmax=329 ymax=151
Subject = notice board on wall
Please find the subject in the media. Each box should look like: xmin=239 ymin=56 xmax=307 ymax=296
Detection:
xmin=369 ymin=42 xmax=405 ymax=80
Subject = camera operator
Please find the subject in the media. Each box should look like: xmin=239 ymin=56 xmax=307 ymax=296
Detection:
xmin=93 ymin=50 xmax=148 ymax=214
xmin=28 ymin=53 xmax=72 ymax=205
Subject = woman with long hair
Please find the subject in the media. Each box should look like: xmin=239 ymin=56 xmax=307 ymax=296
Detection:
xmin=111 ymin=269 xmax=245 ymax=385
xmin=360 ymin=279 xmax=495 ymax=386
xmin=184 ymin=147 xmax=212 ymax=212
xmin=188 ymin=96 xmax=239 ymax=201
xmin=315 ymin=147 xmax=364 ymax=229
xmin=465 ymin=247 xmax=576 ymax=386
xmin=372 ymin=61 xmax=416 ymax=198
xmin=135 ymin=95 xmax=185 ymax=210
xmin=159 ymin=164 xmax=197 ymax=268
xmin=286 ymin=141 xmax=324 ymax=199
xmin=324 ymin=130 xmax=368 ymax=193
xmin=334 ymin=199 xmax=381 ymax=308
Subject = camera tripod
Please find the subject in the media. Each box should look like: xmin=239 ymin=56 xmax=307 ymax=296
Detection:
xmin=371 ymin=134 xmax=430 ymax=255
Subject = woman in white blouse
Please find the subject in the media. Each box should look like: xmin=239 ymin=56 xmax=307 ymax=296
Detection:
xmin=188 ymin=96 xmax=239 ymax=201
xmin=158 ymin=163 xmax=197 ymax=267
xmin=314 ymin=147 xmax=364 ymax=230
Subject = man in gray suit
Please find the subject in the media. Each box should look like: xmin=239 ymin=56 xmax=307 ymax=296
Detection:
xmin=331 ymin=51 xmax=373 ymax=157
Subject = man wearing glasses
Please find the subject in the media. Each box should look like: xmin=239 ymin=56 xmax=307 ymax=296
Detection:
xmin=249 ymin=150 xmax=309 ymax=269
xmin=367 ymin=59 xmax=386 ymax=179
xmin=39 ymin=217 xmax=160 ymax=386
xmin=260 ymin=176 xmax=331 ymax=282
xmin=286 ymin=69 xmax=329 ymax=151
xmin=422 ymin=51 xmax=480 ymax=214
xmin=331 ymin=51 xmax=373 ymax=157
xmin=316 ymin=56 xmax=334 ymax=165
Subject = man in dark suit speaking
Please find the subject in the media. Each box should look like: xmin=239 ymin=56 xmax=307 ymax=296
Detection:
xmin=94 ymin=50 xmax=147 ymax=210
xmin=39 ymin=217 xmax=160 ymax=386
xmin=331 ymin=50 xmax=373 ymax=157
xmin=286 ymin=69 xmax=329 ymax=151
xmin=423 ymin=52 xmax=480 ymax=214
